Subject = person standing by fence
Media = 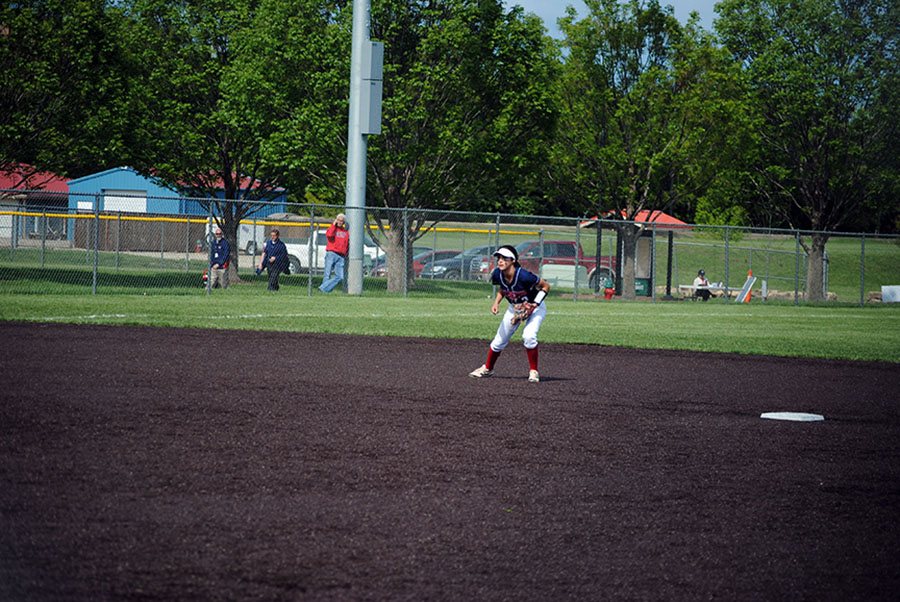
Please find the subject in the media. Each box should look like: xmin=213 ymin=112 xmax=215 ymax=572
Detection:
xmin=209 ymin=228 xmax=230 ymax=289
xmin=258 ymin=229 xmax=289 ymax=291
xmin=318 ymin=213 xmax=349 ymax=293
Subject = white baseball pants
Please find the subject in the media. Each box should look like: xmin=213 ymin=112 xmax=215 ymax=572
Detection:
xmin=490 ymin=302 xmax=546 ymax=352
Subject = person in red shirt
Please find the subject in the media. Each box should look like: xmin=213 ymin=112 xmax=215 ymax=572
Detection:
xmin=318 ymin=213 xmax=349 ymax=293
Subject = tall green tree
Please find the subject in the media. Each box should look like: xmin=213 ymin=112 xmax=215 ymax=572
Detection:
xmin=122 ymin=0 xmax=347 ymax=277
xmin=552 ymin=0 xmax=753 ymax=299
xmin=362 ymin=0 xmax=558 ymax=291
xmin=0 ymin=0 xmax=134 ymax=182
xmin=716 ymin=0 xmax=900 ymax=300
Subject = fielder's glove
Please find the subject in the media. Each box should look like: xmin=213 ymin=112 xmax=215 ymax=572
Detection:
xmin=510 ymin=303 xmax=534 ymax=325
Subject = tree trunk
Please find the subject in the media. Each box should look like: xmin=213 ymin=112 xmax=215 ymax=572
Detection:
xmin=618 ymin=224 xmax=642 ymax=301
xmin=223 ymin=219 xmax=241 ymax=283
xmin=385 ymin=230 xmax=406 ymax=292
xmin=383 ymin=210 xmax=412 ymax=293
xmin=805 ymin=233 xmax=829 ymax=302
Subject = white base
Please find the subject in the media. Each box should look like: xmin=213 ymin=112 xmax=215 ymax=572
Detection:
xmin=760 ymin=412 xmax=825 ymax=422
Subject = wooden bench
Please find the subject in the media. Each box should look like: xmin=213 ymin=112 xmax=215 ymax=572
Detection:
xmin=678 ymin=284 xmax=727 ymax=300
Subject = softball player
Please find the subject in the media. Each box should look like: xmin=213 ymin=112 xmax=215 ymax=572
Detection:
xmin=469 ymin=244 xmax=550 ymax=383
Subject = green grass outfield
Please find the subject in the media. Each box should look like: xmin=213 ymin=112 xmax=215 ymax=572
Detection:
xmin=2 ymin=288 xmax=899 ymax=363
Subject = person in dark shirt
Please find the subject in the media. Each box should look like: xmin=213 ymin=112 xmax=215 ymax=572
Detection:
xmin=209 ymin=228 xmax=231 ymax=289
xmin=469 ymin=244 xmax=550 ymax=383
xmin=258 ymin=229 xmax=289 ymax=291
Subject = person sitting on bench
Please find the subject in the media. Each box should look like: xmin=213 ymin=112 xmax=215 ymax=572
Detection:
xmin=693 ymin=269 xmax=711 ymax=301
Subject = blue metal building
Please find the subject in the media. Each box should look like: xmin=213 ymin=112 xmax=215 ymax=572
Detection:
xmin=67 ymin=166 xmax=287 ymax=217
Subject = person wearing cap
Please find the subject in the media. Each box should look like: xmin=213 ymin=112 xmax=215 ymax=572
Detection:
xmin=693 ymin=269 xmax=711 ymax=301
xmin=469 ymin=244 xmax=550 ymax=383
xmin=319 ymin=213 xmax=349 ymax=293
xmin=209 ymin=227 xmax=231 ymax=289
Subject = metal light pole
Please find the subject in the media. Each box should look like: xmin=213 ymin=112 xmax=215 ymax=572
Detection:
xmin=345 ymin=0 xmax=383 ymax=295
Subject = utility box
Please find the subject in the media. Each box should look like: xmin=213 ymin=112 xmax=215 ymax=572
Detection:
xmin=634 ymin=278 xmax=650 ymax=296
xmin=882 ymin=285 xmax=900 ymax=303
xmin=360 ymin=41 xmax=384 ymax=135
xmin=362 ymin=41 xmax=384 ymax=80
xmin=360 ymin=80 xmax=383 ymax=135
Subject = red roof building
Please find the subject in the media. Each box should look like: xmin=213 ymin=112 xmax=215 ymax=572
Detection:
xmin=1 ymin=164 xmax=71 ymax=241
xmin=0 ymin=164 xmax=70 ymax=195
xmin=580 ymin=209 xmax=691 ymax=230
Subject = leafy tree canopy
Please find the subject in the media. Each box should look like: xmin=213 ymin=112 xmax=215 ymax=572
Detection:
xmin=552 ymin=0 xmax=754 ymax=298
xmin=120 ymin=0 xmax=349 ymax=272
xmin=716 ymin=0 xmax=900 ymax=298
xmin=358 ymin=0 xmax=558 ymax=289
xmin=0 ymin=0 xmax=135 ymax=178
xmin=365 ymin=0 xmax=557 ymax=215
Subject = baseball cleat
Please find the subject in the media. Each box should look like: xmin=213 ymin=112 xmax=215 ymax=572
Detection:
xmin=469 ymin=365 xmax=494 ymax=378
xmin=528 ymin=370 xmax=540 ymax=383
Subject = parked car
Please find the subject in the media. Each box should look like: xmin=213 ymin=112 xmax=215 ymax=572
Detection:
xmin=473 ymin=240 xmax=617 ymax=289
xmin=365 ymin=246 xmax=431 ymax=276
xmin=369 ymin=249 xmax=464 ymax=278
xmin=418 ymin=245 xmax=497 ymax=280
xmin=411 ymin=249 xmax=463 ymax=278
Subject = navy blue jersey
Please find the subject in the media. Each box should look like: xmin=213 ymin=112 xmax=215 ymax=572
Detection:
xmin=262 ymin=239 xmax=288 ymax=272
xmin=210 ymin=237 xmax=230 ymax=267
xmin=491 ymin=267 xmax=541 ymax=304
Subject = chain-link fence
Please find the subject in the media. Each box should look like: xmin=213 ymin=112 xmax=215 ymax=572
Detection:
xmin=2 ymin=190 xmax=899 ymax=305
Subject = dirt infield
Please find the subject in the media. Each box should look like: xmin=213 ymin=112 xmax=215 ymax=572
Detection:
xmin=2 ymin=322 xmax=900 ymax=601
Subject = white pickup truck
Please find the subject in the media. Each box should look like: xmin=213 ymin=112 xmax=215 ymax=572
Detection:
xmin=281 ymin=228 xmax=381 ymax=274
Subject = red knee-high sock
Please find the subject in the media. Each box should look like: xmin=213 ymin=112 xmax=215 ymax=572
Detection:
xmin=486 ymin=348 xmax=501 ymax=370
xmin=526 ymin=346 xmax=539 ymax=370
